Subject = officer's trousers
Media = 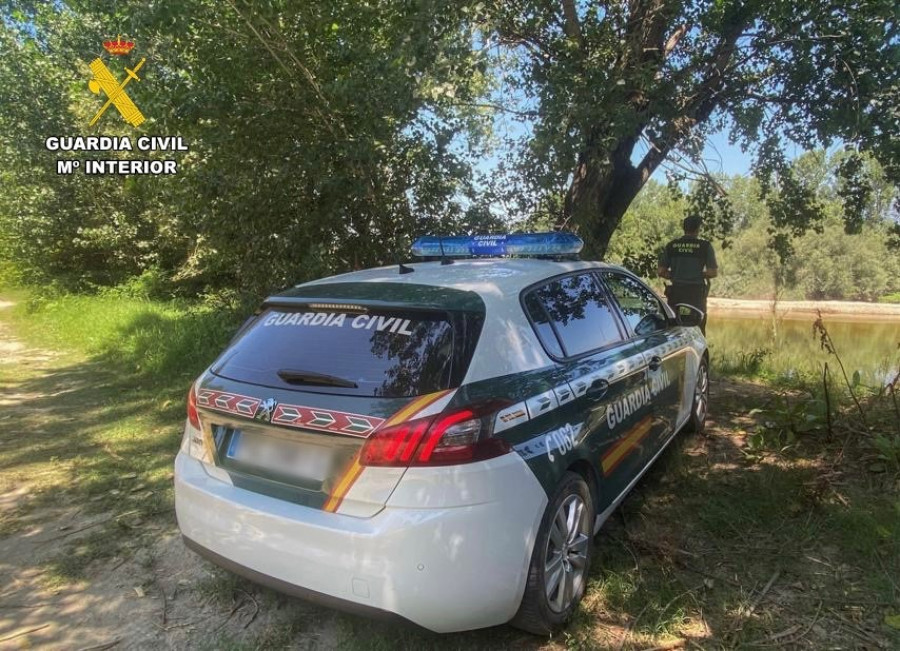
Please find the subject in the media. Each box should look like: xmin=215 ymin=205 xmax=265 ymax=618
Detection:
xmin=665 ymin=283 xmax=708 ymax=334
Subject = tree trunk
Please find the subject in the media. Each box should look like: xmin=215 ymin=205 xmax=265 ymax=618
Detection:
xmin=562 ymin=147 xmax=644 ymax=259
xmin=557 ymin=5 xmax=752 ymax=259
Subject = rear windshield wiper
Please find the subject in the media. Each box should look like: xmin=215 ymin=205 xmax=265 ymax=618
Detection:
xmin=277 ymin=369 xmax=358 ymax=389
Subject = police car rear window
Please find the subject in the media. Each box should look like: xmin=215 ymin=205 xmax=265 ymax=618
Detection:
xmin=213 ymin=308 xmax=460 ymax=398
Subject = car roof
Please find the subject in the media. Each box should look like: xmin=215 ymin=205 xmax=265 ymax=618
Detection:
xmin=273 ymin=258 xmax=646 ymax=383
xmin=297 ymin=258 xmax=624 ymax=298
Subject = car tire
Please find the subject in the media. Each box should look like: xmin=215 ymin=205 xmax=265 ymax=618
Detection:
xmin=687 ymin=359 xmax=709 ymax=434
xmin=510 ymin=471 xmax=594 ymax=636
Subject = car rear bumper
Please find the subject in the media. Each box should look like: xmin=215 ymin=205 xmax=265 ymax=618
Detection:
xmin=174 ymin=452 xmax=547 ymax=633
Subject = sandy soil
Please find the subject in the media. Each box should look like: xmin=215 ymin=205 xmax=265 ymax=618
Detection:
xmin=708 ymin=297 xmax=900 ymax=321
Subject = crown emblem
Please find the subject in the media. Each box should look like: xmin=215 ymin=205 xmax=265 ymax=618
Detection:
xmin=103 ymin=35 xmax=135 ymax=56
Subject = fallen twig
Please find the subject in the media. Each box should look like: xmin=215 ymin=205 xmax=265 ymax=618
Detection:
xmin=102 ymin=443 xmax=125 ymax=461
xmin=747 ymin=569 xmax=782 ymax=617
xmin=236 ymin=588 xmax=259 ymax=629
xmin=37 ymin=510 xmax=140 ymax=543
xmin=724 ymin=569 xmax=781 ymax=645
xmin=152 ymin=620 xmax=198 ymax=632
xmin=160 ymin=582 xmax=168 ymax=626
xmin=829 ymin=609 xmax=888 ymax=648
xmin=617 ymin=602 xmax=653 ymax=651
xmin=749 ymin=600 xmax=823 ymax=647
xmin=793 ymin=600 xmax=824 ymax=645
xmin=749 ymin=623 xmax=803 ymax=646
xmin=783 ymin=595 xmax=898 ymax=606
xmin=874 ymin=548 xmax=900 ymax=598
xmin=0 ymin=623 xmax=50 ymax=642
xmin=642 ymin=640 xmax=685 ymax=651
xmin=77 ymin=638 xmax=122 ymax=651
xmin=630 ymin=538 xmax=744 ymax=588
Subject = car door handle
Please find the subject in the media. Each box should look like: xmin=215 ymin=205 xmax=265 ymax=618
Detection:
xmin=648 ymin=356 xmax=662 ymax=371
xmin=586 ymin=379 xmax=609 ymax=402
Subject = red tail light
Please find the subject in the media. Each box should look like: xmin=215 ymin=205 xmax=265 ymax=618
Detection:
xmin=360 ymin=402 xmax=511 ymax=467
xmin=187 ymin=383 xmax=201 ymax=429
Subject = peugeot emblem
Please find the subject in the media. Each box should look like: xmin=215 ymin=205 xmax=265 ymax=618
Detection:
xmin=255 ymin=398 xmax=278 ymax=422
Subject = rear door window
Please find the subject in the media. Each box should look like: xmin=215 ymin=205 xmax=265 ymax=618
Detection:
xmin=213 ymin=308 xmax=461 ymax=398
xmin=526 ymin=272 xmax=624 ymax=358
xmin=523 ymin=293 xmax=565 ymax=358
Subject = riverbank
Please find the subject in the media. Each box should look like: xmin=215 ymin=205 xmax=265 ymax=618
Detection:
xmin=708 ymin=297 xmax=900 ymax=321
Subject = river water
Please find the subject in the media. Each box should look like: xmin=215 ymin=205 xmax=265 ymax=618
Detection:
xmin=705 ymin=315 xmax=900 ymax=387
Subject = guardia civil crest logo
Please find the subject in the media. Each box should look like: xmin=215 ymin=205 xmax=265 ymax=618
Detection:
xmin=87 ymin=36 xmax=147 ymax=128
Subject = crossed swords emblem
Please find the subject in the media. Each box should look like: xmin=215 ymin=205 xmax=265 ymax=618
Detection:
xmin=88 ymin=57 xmax=146 ymax=127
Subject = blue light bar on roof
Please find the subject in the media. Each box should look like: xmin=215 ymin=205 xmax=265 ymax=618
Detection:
xmin=411 ymin=232 xmax=583 ymax=258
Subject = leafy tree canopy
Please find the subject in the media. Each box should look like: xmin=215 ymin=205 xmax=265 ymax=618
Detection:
xmin=0 ymin=0 xmax=897 ymax=298
xmin=482 ymin=0 xmax=899 ymax=256
xmin=607 ymin=151 xmax=900 ymax=301
xmin=0 ymin=0 xmax=499 ymax=295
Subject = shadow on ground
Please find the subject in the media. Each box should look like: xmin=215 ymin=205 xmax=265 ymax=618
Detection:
xmin=1 ymin=304 xmax=898 ymax=649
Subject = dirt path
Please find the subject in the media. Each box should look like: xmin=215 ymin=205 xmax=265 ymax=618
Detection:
xmin=0 ymin=302 xmax=342 ymax=650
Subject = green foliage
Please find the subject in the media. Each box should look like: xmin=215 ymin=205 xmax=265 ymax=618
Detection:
xmin=745 ymin=395 xmax=828 ymax=453
xmin=713 ymin=347 xmax=771 ymax=377
xmin=482 ymin=0 xmax=900 ymax=256
xmin=1 ymin=1 xmax=898 ymax=297
xmin=610 ymin=152 xmax=900 ymax=302
xmin=871 ymin=433 xmax=900 ymax=474
xmin=606 ymin=182 xmax=684 ymax=277
xmin=0 ymin=0 xmax=498 ymax=297
xmin=10 ymin=292 xmax=241 ymax=384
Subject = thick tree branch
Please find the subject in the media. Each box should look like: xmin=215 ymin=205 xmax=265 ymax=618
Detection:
xmin=496 ymin=32 xmax=553 ymax=60
xmin=636 ymin=11 xmax=752 ymax=182
xmin=745 ymin=92 xmax=795 ymax=105
xmin=226 ymin=0 xmax=339 ymax=139
xmin=622 ymin=0 xmax=669 ymax=68
xmin=560 ymin=0 xmax=585 ymax=49
xmin=664 ymin=24 xmax=688 ymax=58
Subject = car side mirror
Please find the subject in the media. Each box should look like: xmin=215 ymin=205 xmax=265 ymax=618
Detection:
xmin=674 ymin=303 xmax=705 ymax=328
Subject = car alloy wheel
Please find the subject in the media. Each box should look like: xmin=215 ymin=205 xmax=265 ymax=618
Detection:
xmin=511 ymin=472 xmax=594 ymax=634
xmin=694 ymin=363 xmax=709 ymax=425
xmin=544 ymin=493 xmax=590 ymax=613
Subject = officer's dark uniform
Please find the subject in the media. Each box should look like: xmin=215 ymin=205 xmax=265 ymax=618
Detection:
xmin=659 ymin=235 xmax=717 ymax=333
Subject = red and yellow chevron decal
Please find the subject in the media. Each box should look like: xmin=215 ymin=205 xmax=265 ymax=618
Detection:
xmin=271 ymin=403 xmax=384 ymax=437
xmin=322 ymin=389 xmax=454 ymax=513
xmin=601 ymin=416 xmax=652 ymax=476
xmin=323 ymin=453 xmax=364 ymax=512
xmin=380 ymin=388 xmax=453 ymax=428
xmin=195 ymin=389 xmax=385 ymax=437
xmin=196 ymin=389 xmax=261 ymax=418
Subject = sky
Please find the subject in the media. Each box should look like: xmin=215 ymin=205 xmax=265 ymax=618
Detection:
xmin=472 ymin=97 xmax=757 ymax=189
xmin=701 ymin=130 xmax=753 ymax=177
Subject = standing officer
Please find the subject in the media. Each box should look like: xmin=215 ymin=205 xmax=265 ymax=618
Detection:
xmin=657 ymin=216 xmax=718 ymax=333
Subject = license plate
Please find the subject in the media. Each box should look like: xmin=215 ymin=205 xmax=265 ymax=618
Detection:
xmin=226 ymin=431 xmax=333 ymax=482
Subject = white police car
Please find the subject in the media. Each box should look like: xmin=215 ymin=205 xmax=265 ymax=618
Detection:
xmin=175 ymin=233 xmax=709 ymax=634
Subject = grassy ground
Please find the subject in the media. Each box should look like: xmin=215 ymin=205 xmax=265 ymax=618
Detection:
xmin=0 ymin=290 xmax=240 ymax=556
xmin=1 ymin=289 xmax=899 ymax=649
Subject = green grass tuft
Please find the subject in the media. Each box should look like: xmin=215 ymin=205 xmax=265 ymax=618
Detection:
xmin=8 ymin=292 xmax=242 ymax=388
